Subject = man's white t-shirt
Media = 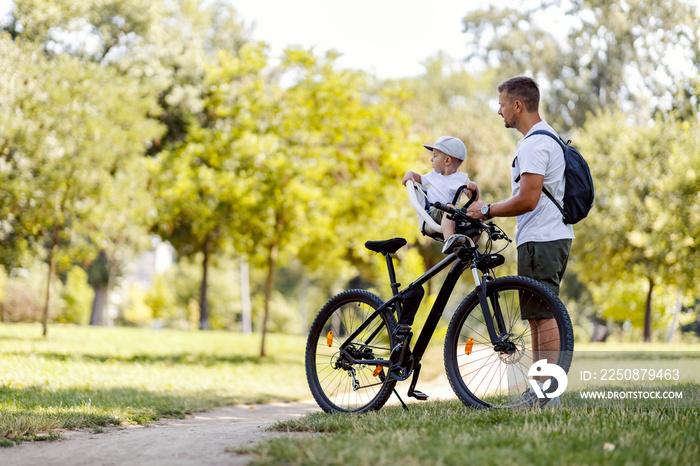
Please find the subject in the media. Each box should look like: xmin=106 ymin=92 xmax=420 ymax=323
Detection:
xmin=422 ymin=171 xmax=470 ymax=205
xmin=512 ymin=120 xmax=575 ymax=246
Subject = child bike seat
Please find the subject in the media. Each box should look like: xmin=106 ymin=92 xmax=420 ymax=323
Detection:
xmin=406 ymin=180 xmax=482 ymax=244
xmin=406 ymin=180 xmax=443 ymax=240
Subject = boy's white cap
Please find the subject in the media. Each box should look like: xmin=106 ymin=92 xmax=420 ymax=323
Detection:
xmin=423 ymin=136 xmax=466 ymax=161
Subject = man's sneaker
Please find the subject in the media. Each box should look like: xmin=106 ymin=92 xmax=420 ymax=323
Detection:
xmin=442 ymin=234 xmax=467 ymax=254
xmin=515 ymin=386 xmax=540 ymax=408
xmin=516 ymin=382 xmax=561 ymax=408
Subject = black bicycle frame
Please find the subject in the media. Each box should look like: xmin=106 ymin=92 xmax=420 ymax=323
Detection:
xmin=338 ymin=248 xmax=506 ymax=369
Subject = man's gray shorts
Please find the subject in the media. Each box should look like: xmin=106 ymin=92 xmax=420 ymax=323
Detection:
xmin=517 ymin=239 xmax=572 ymax=320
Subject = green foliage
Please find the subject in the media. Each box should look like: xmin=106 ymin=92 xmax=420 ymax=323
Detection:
xmin=463 ymin=0 xmax=700 ymax=130
xmin=574 ymin=111 xmax=700 ymax=336
xmin=143 ymin=274 xmax=177 ymax=321
xmin=0 ymin=27 xmax=164 ymax=333
xmin=1 ymin=262 xmax=48 ymax=322
xmin=58 ymin=266 xmax=93 ymax=325
xmin=149 ymin=43 xmax=269 ymax=261
xmin=122 ymin=284 xmax=154 ymax=326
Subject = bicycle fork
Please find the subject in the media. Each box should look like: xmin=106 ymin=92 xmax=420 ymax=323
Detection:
xmin=472 ymin=267 xmax=509 ymax=346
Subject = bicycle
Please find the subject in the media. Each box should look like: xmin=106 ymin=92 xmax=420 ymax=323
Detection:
xmin=305 ymin=183 xmax=574 ymax=412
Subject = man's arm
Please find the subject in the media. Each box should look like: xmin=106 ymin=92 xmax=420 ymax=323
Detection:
xmin=466 ymin=173 xmax=544 ymax=219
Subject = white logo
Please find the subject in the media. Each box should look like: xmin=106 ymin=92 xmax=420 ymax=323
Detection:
xmin=528 ymin=359 xmax=568 ymax=399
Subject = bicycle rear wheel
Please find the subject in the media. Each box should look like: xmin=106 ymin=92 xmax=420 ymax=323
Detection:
xmin=444 ymin=276 xmax=574 ymax=408
xmin=305 ymin=289 xmax=397 ymax=413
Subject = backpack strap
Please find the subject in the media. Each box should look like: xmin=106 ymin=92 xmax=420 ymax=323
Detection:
xmin=523 ymin=130 xmax=566 ymax=217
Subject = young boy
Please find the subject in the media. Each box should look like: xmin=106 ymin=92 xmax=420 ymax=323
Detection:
xmin=402 ymin=136 xmax=478 ymax=254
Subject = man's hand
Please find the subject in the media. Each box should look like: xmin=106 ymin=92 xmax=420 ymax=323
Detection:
xmin=467 ymin=200 xmax=487 ymax=219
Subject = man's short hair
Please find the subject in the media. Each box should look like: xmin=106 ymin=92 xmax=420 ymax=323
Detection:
xmin=498 ymin=76 xmax=540 ymax=112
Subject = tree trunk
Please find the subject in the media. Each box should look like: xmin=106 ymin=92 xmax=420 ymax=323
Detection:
xmin=260 ymin=243 xmax=278 ymax=357
xmin=240 ymin=259 xmax=252 ymax=334
xmin=666 ymin=291 xmax=683 ymax=343
xmin=590 ymin=316 xmax=608 ymax=342
xmin=104 ymin=255 xmax=117 ymax=326
xmin=199 ymin=237 xmax=211 ymax=330
xmin=643 ymin=277 xmax=654 ymax=343
xmin=89 ymin=253 xmax=117 ymax=326
xmin=298 ymin=271 xmax=309 ymax=335
xmin=42 ymin=235 xmax=59 ymax=337
xmin=90 ymin=285 xmax=108 ymax=325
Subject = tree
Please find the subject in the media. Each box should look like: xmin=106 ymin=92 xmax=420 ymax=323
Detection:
xmin=574 ymin=111 xmax=700 ymax=341
xmin=462 ymin=0 xmax=700 ymax=130
xmin=0 ymin=37 xmax=162 ymax=335
xmin=235 ymin=48 xmax=416 ymax=356
xmin=4 ymin=0 xmax=248 ymax=328
xmin=150 ymin=44 xmax=268 ymax=330
xmin=86 ymin=154 xmax=158 ymax=326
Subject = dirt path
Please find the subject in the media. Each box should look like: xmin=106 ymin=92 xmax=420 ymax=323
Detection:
xmin=2 ymin=375 xmax=456 ymax=465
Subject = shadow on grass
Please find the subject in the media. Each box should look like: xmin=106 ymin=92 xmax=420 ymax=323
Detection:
xmin=1 ymin=351 xmax=296 ymax=367
xmin=0 ymin=334 xmax=45 ymax=343
xmin=574 ymin=351 xmax=700 ymax=361
xmin=0 ymin=384 xmax=297 ymax=445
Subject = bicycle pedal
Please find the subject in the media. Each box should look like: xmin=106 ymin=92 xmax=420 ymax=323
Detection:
xmin=408 ymin=389 xmax=429 ymax=401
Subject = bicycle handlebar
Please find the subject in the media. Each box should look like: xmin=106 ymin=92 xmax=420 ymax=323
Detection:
xmin=433 ymin=202 xmax=510 ymax=243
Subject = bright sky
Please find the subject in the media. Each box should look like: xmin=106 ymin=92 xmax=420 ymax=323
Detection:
xmin=231 ymin=0 xmax=477 ymax=79
xmin=0 ymin=0 xmax=475 ymax=78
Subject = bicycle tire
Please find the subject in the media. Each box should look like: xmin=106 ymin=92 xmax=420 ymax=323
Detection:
xmin=305 ymin=289 xmax=398 ymax=413
xmin=444 ymin=276 xmax=574 ymax=408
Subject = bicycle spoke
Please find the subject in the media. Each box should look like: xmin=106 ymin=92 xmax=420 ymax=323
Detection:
xmin=445 ymin=276 xmax=573 ymax=408
xmin=306 ymin=290 xmax=397 ymax=413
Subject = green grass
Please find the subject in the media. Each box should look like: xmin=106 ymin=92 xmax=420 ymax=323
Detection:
xmin=0 ymin=323 xmax=309 ymax=445
xmin=257 ymin=396 xmax=700 ymax=465
xmin=254 ymin=345 xmax=700 ymax=465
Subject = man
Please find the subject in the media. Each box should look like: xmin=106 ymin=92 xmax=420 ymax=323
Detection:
xmin=467 ymin=76 xmax=574 ymax=374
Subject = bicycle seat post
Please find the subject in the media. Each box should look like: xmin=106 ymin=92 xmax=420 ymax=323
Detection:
xmin=384 ymin=253 xmax=401 ymax=296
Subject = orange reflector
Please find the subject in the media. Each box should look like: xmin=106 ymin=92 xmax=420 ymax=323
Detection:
xmin=373 ymin=366 xmax=382 ymax=377
xmin=326 ymin=331 xmax=333 ymax=347
xmin=465 ymin=337 xmax=474 ymax=355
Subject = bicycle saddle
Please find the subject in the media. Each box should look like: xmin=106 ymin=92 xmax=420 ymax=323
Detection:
xmin=364 ymin=238 xmax=407 ymax=255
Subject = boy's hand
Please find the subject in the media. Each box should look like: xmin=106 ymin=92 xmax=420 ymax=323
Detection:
xmin=465 ymin=181 xmax=479 ymax=200
xmin=402 ymin=171 xmax=421 ymax=186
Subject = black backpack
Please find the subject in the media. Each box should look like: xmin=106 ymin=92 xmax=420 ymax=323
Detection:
xmin=524 ymin=130 xmax=594 ymax=224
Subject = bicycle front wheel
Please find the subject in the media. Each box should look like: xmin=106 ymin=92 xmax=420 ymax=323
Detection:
xmin=305 ymin=289 xmax=397 ymax=413
xmin=444 ymin=276 xmax=574 ymax=408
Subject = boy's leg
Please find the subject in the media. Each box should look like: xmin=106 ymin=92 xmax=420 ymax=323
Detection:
xmin=440 ymin=207 xmax=468 ymax=254
xmin=441 ymin=216 xmax=455 ymax=238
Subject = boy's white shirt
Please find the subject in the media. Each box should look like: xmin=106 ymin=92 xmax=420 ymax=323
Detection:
xmin=422 ymin=171 xmax=470 ymax=205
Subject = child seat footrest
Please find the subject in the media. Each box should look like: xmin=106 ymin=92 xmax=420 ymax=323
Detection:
xmin=474 ymin=253 xmax=505 ymax=271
